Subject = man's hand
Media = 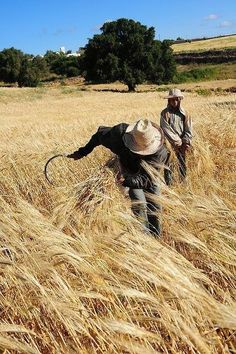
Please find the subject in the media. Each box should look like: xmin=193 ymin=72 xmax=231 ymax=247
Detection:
xmin=115 ymin=171 xmax=125 ymax=184
xmin=179 ymin=142 xmax=190 ymax=154
xmin=67 ymin=151 xmax=83 ymax=160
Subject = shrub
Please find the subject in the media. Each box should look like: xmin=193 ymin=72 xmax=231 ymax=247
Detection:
xmin=18 ymin=56 xmax=49 ymax=87
xmin=0 ymin=47 xmax=24 ymax=83
xmin=173 ymin=67 xmax=217 ymax=83
xmin=44 ymin=51 xmax=81 ymax=78
xmin=195 ymin=88 xmax=212 ymax=96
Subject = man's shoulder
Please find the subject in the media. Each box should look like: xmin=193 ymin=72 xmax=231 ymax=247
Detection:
xmin=114 ymin=122 xmax=129 ymax=130
xmin=160 ymin=107 xmax=171 ymax=122
xmin=98 ymin=123 xmax=128 ymax=135
xmin=161 ymin=107 xmax=169 ymax=115
xmin=112 ymin=123 xmax=129 ymax=135
xmin=179 ymin=106 xmax=189 ymax=117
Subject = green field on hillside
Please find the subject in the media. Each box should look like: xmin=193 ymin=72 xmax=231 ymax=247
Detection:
xmin=172 ymin=35 xmax=236 ymax=52
xmin=175 ymin=62 xmax=236 ymax=83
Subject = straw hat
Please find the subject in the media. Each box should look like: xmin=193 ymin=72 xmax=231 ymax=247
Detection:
xmin=165 ymin=88 xmax=184 ymax=99
xmin=123 ymin=119 xmax=163 ymax=155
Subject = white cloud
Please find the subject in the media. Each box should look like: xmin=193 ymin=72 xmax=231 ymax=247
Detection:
xmin=219 ymin=20 xmax=233 ymax=28
xmin=204 ymin=14 xmax=218 ymax=20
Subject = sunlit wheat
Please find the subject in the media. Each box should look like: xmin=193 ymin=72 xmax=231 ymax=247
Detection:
xmin=0 ymin=85 xmax=235 ymax=353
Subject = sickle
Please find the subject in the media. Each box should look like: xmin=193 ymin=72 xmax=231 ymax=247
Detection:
xmin=44 ymin=154 xmax=67 ymax=185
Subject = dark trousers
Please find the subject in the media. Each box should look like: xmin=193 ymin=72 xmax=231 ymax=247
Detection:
xmin=129 ymin=185 xmax=161 ymax=237
xmin=164 ymin=150 xmax=186 ymax=186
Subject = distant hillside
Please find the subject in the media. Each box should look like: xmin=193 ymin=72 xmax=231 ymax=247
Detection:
xmin=171 ymin=34 xmax=236 ymax=53
xmin=174 ymin=48 xmax=236 ymax=65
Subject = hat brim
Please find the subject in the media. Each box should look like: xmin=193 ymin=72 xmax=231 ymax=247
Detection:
xmin=164 ymin=95 xmax=184 ymax=99
xmin=123 ymin=123 xmax=164 ymax=156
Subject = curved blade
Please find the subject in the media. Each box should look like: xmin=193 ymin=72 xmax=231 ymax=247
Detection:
xmin=44 ymin=154 xmax=66 ymax=185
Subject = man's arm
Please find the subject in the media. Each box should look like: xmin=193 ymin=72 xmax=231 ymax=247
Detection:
xmin=67 ymin=123 xmax=128 ymax=160
xmin=182 ymin=114 xmax=192 ymax=145
xmin=67 ymin=130 xmax=101 ymax=160
xmin=122 ymin=173 xmax=153 ymax=189
xmin=122 ymin=146 xmax=169 ymax=189
xmin=160 ymin=112 xmax=182 ymax=148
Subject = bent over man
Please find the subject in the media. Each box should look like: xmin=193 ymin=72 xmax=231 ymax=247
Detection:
xmin=67 ymin=119 xmax=169 ymax=237
xmin=160 ymin=88 xmax=192 ymax=184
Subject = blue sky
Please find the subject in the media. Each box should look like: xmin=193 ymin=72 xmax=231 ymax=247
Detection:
xmin=1 ymin=0 xmax=235 ymax=55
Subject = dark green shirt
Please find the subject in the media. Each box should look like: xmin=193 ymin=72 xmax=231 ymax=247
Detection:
xmin=75 ymin=123 xmax=169 ymax=189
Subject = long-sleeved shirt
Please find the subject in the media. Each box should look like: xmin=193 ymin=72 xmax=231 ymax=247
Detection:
xmin=73 ymin=123 xmax=169 ymax=189
xmin=160 ymin=105 xmax=192 ymax=147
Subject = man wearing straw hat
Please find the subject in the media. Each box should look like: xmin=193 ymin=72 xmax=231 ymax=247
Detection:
xmin=67 ymin=119 xmax=170 ymax=237
xmin=160 ymin=88 xmax=192 ymax=184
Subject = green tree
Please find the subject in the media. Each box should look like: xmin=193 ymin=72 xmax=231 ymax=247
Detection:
xmin=18 ymin=56 xmax=49 ymax=87
xmin=81 ymin=18 xmax=176 ymax=91
xmin=0 ymin=47 xmax=24 ymax=83
xmin=0 ymin=48 xmax=49 ymax=87
xmin=160 ymin=40 xmax=176 ymax=82
xmin=44 ymin=50 xmax=59 ymax=66
xmin=44 ymin=51 xmax=80 ymax=77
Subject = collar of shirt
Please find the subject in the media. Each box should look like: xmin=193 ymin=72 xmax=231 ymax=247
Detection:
xmin=167 ymin=104 xmax=186 ymax=116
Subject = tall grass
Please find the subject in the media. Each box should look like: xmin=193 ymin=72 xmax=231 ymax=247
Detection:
xmin=0 ymin=87 xmax=236 ymax=353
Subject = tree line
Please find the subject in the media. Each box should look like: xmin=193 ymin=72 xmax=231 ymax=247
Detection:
xmin=0 ymin=18 xmax=176 ymax=91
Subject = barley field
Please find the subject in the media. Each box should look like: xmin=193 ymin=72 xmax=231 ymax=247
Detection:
xmin=172 ymin=34 xmax=236 ymax=52
xmin=0 ymin=83 xmax=236 ymax=354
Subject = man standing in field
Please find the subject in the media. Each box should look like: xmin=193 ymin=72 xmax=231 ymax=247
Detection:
xmin=67 ymin=119 xmax=169 ymax=238
xmin=160 ymin=88 xmax=192 ymax=184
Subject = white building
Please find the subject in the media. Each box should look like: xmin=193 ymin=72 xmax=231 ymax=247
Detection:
xmin=58 ymin=47 xmax=83 ymax=57
xmin=59 ymin=46 xmax=66 ymax=54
